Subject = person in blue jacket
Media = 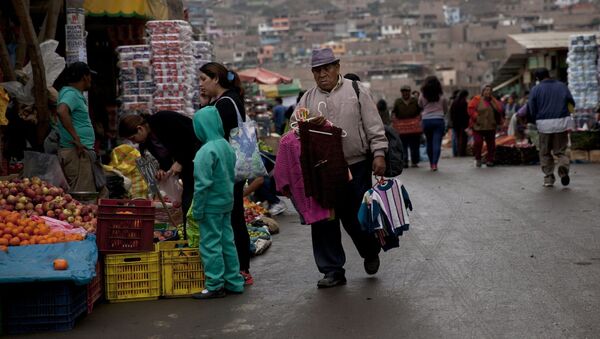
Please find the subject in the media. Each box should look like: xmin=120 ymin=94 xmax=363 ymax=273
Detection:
xmin=528 ymin=68 xmax=574 ymax=187
xmin=191 ymin=106 xmax=245 ymax=299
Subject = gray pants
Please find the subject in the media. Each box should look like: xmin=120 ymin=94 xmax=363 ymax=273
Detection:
xmin=538 ymin=131 xmax=569 ymax=178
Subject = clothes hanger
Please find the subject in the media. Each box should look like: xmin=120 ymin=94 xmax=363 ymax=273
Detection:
xmin=373 ymin=176 xmax=388 ymax=188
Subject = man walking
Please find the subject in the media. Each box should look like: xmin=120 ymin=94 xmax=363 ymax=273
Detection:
xmin=56 ymin=62 xmax=104 ymax=193
xmin=294 ymin=48 xmax=388 ymax=288
xmin=392 ymin=85 xmax=422 ymax=168
xmin=527 ymin=68 xmax=574 ymax=187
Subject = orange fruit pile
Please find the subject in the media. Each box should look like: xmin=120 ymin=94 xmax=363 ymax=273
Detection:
xmin=0 ymin=210 xmax=84 ymax=251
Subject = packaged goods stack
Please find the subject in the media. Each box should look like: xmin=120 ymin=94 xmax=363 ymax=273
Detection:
xmin=192 ymin=41 xmax=213 ymax=109
xmin=116 ymin=45 xmax=154 ymax=115
xmin=567 ymin=34 xmax=598 ymax=129
xmin=146 ymin=20 xmax=196 ymax=117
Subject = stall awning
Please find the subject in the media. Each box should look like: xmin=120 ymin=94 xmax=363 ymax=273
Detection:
xmin=258 ymin=80 xmax=302 ymax=98
xmin=83 ymin=0 xmax=170 ymax=19
xmin=238 ymin=67 xmax=292 ymax=85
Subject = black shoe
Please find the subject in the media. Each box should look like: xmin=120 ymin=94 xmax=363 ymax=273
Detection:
xmin=486 ymin=161 xmax=495 ymax=167
xmin=411 ymin=163 xmax=419 ymax=168
xmin=364 ymin=255 xmax=380 ymax=275
xmin=558 ymin=166 xmax=570 ymax=186
xmin=192 ymin=288 xmax=226 ymax=299
xmin=317 ymin=274 xmax=347 ymax=288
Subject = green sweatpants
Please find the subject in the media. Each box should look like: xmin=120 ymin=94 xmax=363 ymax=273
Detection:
xmin=199 ymin=212 xmax=245 ymax=292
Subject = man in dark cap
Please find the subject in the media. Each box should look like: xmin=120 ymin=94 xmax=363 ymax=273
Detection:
xmin=291 ymin=48 xmax=388 ymax=288
xmin=56 ymin=61 xmax=104 ymax=193
xmin=528 ymin=68 xmax=574 ymax=187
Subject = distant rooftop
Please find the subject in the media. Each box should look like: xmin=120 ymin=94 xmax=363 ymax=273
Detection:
xmin=508 ymin=31 xmax=599 ymax=50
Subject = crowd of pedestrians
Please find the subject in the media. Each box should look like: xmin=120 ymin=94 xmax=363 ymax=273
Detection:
xmin=377 ymin=68 xmax=573 ymax=186
xmin=108 ymin=48 xmax=578 ymax=298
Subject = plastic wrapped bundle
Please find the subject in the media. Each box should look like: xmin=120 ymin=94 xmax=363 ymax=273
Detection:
xmin=567 ymin=34 xmax=598 ymax=114
xmin=116 ymin=45 xmax=153 ymax=115
xmin=147 ymin=20 xmax=196 ymax=116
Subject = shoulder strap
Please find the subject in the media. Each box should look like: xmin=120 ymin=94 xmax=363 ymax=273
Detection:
xmin=216 ymin=96 xmax=243 ymax=126
xmin=352 ymin=80 xmax=361 ymax=114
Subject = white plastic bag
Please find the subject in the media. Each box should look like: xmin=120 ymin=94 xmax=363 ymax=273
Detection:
xmin=158 ymin=175 xmax=183 ymax=205
xmin=1 ymin=40 xmax=65 ymax=105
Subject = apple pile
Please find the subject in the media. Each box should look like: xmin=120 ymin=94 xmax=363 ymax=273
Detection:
xmin=0 ymin=177 xmax=97 ymax=233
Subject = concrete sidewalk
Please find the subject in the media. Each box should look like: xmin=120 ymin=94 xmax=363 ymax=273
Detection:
xmin=10 ymin=159 xmax=600 ymax=339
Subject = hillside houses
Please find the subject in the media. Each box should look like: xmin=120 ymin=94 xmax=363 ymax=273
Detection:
xmin=185 ymin=0 xmax=600 ymax=99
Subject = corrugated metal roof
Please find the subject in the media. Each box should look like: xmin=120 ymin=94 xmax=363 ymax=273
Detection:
xmin=509 ymin=31 xmax=599 ymax=50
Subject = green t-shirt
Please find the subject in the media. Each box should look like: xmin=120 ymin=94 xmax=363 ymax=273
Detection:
xmin=57 ymin=86 xmax=95 ymax=149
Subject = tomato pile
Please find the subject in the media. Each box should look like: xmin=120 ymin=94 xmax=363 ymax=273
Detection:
xmin=0 ymin=210 xmax=85 ymax=251
xmin=243 ymin=198 xmax=269 ymax=224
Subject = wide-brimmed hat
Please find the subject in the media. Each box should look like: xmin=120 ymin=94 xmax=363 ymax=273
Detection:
xmin=311 ymin=48 xmax=339 ymax=68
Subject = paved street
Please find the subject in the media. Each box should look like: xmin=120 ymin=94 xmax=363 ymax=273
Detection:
xmin=11 ymin=157 xmax=600 ymax=339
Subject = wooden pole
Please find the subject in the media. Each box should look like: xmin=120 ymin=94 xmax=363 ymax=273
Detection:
xmin=38 ymin=0 xmax=63 ymax=42
xmin=11 ymin=0 xmax=49 ymax=144
xmin=14 ymin=0 xmax=29 ymax=69
xmin=0 ymin=30 xmax=16 ymax=81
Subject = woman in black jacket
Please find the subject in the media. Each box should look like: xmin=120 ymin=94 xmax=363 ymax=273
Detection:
xmin=199 ymin=62 xmax=253 ymax=285
xmin=119 ymin=111 xmax=201 ymax=226
xmin=449 ymin=90 xmax=470 ymax=157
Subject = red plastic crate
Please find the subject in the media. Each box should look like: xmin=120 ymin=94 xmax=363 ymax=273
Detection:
xmin=86 ymin=259 xmax=103 ymax=314
xmin=96 ymin=199 xmax=155 ymax=253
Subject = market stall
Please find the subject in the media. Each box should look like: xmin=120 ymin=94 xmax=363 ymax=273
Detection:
xmin=0 ymin=167 xmax=279 ymax=335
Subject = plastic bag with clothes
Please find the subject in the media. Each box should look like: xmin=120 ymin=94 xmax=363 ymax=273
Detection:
xmin=22 ymin=151 xmax=69 ymax=190
xmin=218 ymin=97 xmax=267 ymax=182
xmin=0 ymin=40 xmax=65 ymax=105
xmin=109 ymin=145 xmax=148 ymax=198
xmin=185 ymin=203 xmax=200 ymax=249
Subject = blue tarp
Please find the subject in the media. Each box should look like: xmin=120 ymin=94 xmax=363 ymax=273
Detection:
xmin=0 ymin=235 xmax=98 ymax=285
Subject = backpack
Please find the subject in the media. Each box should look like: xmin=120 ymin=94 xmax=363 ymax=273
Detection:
xmin=352 ymin=81 xmax=404 ymax=177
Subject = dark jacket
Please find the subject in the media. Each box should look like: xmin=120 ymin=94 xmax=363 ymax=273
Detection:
xmin=529 ymin=79 xmax=574 ymax=133
xmin=214 ymin=89 xmax=246 ymax=141
xmin=392 ymin=97 xmax=420 ymax=120
xmin=449 ymin=99 xmax=470 ymax=129
xmin=143 ymin=111 xmax=201 ymax=172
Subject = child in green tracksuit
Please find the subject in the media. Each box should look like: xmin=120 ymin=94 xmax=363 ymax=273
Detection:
xmin=191 ymin=106 xmax=245 ymax=299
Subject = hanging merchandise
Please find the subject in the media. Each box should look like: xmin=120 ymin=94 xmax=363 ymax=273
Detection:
xmin=359 ymin=177 xmax=413 ymax=251
xmin=274 ymin=132 xmax=333 ymax=225
xmin=299 ymin=120 xmax=348 ymax=209
xmin=567 ymin=34 xmax=598 ymax=128
xmin=146 ymin=20 xmax=196 ymax=116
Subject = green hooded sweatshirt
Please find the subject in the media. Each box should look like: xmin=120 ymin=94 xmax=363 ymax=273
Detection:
xmin=192 ymin=106 xmax=237 ymax=220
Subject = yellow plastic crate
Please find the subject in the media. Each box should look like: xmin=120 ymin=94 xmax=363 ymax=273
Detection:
xmin=104 ymin=251 xmax=160 ymax=303
xmin=158 ymin=241 xmax=205 ymax=297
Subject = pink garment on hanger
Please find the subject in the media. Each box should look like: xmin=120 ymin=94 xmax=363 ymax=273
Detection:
xmin=274 ymin=133 xmax=331 ymax=224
